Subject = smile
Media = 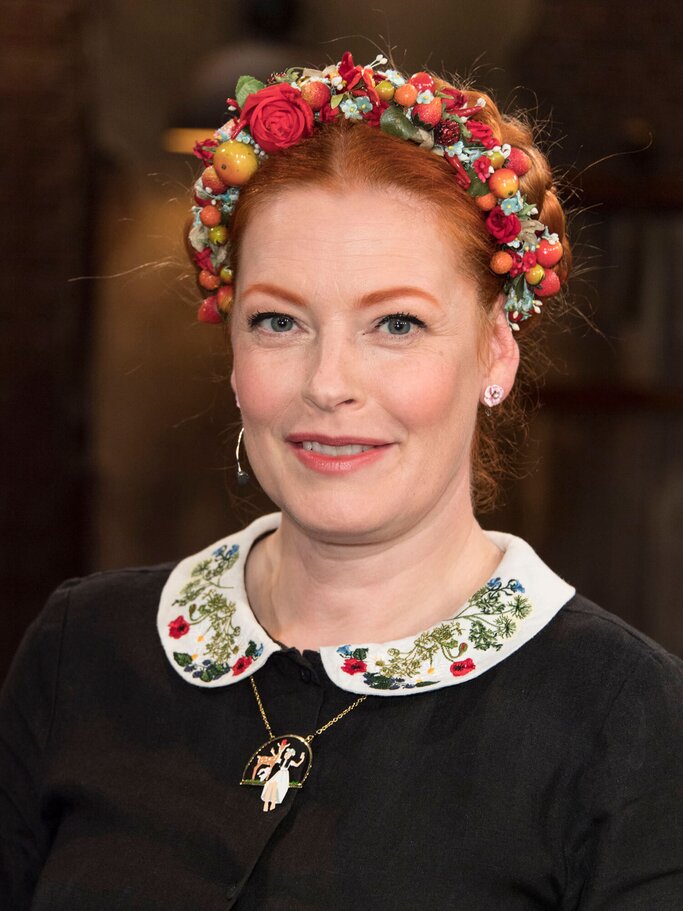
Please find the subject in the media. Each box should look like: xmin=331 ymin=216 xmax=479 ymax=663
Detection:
xmin=301 ymin=441 xmax=374 ymax=456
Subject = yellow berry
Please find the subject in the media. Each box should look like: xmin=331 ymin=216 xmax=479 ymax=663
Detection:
xmin=213 ymin=141 xmax=258 ymax=186
xmin=525 ymin=264 xmax=545 ymax=285
xmin=219 ymin=265 xmax=234 ymax=284
xmin=376 ymin=80 xmax=395 ymax=102
xmin=208 ymin=225 xmax=228 ymax=245
xmin=489 ymin=150 xmax=505 ymax=169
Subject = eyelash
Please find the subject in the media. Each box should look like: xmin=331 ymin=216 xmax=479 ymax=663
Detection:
xmin=248 ymin=310 xmax=427 ymax=334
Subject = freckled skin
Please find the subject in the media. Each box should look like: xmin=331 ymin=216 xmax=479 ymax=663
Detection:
xmin=230 ymin=187 xmax=518 ymax=548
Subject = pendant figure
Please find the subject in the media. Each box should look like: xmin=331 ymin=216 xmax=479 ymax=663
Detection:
xmin=241 ymin=735 xmax=313 ymax=811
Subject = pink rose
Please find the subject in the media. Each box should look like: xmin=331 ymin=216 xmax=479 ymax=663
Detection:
xmin=241 ymin=83 xmax=314 ymax=154
xmin=486 ymin=207 xmax=521 ymax=244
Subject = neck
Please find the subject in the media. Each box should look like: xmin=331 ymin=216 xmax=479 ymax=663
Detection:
xmin=245 ymin=488 xmax=503 ymax=652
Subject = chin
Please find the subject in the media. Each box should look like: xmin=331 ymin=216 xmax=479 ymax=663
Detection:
xmin=277 ymin=488 xmax=405 ymax=544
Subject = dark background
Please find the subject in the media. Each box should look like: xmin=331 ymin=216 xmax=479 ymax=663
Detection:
xmin=2 ymin=0 xmax=682 ymax=682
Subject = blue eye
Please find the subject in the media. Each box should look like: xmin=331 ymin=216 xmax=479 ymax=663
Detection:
xmin=250 ymin=312 xmax=295 ymax=332
xmin=377 ymin=313 xmax=425 ymax=336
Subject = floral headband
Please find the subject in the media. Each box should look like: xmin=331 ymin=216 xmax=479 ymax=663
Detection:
xmin=189 ymin=52 xmax=565 ymax=329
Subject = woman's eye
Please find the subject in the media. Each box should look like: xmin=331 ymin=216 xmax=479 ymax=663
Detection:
xmin=250 ymin=312 xmax=296 ymax=333
xmin=377 ymin=313 xmax=425 ymax=336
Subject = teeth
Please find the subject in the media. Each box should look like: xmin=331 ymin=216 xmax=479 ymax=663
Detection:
xmin=302 ymin=441 xmax=374 ymax=456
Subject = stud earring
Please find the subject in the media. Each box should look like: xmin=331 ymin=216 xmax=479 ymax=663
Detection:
xmin=235 ymin=426 xmax=250 ymax=486
xmin=483 ymin=384 xmax=504 ymax=408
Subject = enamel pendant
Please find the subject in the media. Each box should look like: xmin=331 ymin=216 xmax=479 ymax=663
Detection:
xmin=241 ymin=735 xmax=313 ymax=811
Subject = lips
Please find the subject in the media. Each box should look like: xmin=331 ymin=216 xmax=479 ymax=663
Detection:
xmin=286 ymin=433 xmax=393 ymax=474
xmin=286 ymin=433 xmax=390 ymax=447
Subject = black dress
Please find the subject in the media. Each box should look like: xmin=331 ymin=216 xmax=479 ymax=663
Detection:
xmin=1 ymin=514 xmax=682 ymax=910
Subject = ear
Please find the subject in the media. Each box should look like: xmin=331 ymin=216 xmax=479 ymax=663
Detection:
xmin=482 ymin=297 xmax=520 ymax=401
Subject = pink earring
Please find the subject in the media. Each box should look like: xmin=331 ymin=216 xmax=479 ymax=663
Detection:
xmin=483 ymin=384 xmax=504 ymax=408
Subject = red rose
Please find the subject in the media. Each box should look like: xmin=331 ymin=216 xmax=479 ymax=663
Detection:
xmin=338 ymin=51 xmax=363 ymax=91
xmin=450 ymin=658 xmax=476 ymax=677
xmin=486 ymin=207 xmax=521 ymax=243
xmin=468 ymin=120 xmax=499 ymax=150
xmin=474 ymin=155 xmax=492 ymax=182
xmin=341 ymin=657 xmax=367 ymax=675
xmin=168 ymin=615 xmax=190 ymax=639
xmin=240 ymin=83 xmax=314 ymax=154
xmin=232 ymin=655 xmax=253 ymax=676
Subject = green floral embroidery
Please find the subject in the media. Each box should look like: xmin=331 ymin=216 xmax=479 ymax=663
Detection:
xmin=338 ymin=577 xmax=532 ymax=691
xmin=168 ymin=543 xmax=266 ymax=680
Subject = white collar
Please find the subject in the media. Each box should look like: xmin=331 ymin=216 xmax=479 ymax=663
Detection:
xmin=157 ymin=512 xmax=575 ymax=697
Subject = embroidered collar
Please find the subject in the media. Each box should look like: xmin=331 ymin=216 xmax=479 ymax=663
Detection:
xmin=157 ymin=512 xmax=575 ymax=696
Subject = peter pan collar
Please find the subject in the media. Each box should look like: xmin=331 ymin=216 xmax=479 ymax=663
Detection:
xmin=157 ymin=512 xmax=575 ymax=697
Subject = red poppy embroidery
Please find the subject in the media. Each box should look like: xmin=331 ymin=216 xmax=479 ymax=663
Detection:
xmin=341 ymin=657 xmax=367 ymax=675
xmin=168 ymin=615 xmax=190 ymax=639
xmin=232 ymin=655 xmax=253 ymax=676
xmin=450 ymin=658 xmax=476 ymax=677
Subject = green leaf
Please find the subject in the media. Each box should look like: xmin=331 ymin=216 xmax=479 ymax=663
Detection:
xmin=352 ymin=648 xmax=369 ymax=661
xmin=330 ymin=93 xmax=345 ymax=109
xmin=173 ymin=652 xmax=193 ymax=667
xmin=466 ymin=173 xmax=489 ymax=198
xmin=380 ymin=106 xmax=422 ymax=142
xmin=235 ymin=75 xmax=265 ymax=108
xmin=245 ymin=640 xmax=259 ymax=659
xmin=414 ymin=680 xmax=437 ymax=687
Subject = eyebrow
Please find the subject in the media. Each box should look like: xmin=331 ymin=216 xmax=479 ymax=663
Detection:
xmin=241 ymin=282 xmax=442 ymax=310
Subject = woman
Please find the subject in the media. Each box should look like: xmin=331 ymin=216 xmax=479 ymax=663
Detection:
xmin=1 ymin=52 xmax=682 ymax=910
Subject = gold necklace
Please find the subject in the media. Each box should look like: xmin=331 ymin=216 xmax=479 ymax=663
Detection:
xmin=240 ymin=675 xmax=367 ymax=811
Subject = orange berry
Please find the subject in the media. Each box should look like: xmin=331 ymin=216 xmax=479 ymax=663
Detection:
xmin=301 ymin=81 xmax=331 ymax=111
xmin=490 ymin=251 xmax=514 ymax=274
xmin=536 ymin=238 xmax=563 ymax=267
xmin=394 ymin=83 xmax=418 ymax=107
xmin=201 ymin=166 xmax=224 ymax=194
xmin=213 ymin=141 xmax=258 ymax=186
xmin=198 ymin=269 xmax=220 ymax=291
xmin=475 ymin=193 xmax=497 ymax=211
xmin=488 ymin=168 xmax=519 ymax=199
xmin=199 ymin=206 xmax=221 ymax=227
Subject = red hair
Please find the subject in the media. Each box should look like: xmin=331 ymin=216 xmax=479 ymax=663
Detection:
xmin=227 ymin=90 xmax=572 ymax=511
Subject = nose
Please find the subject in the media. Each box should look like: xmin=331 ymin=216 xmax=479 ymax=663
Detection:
xmin=301 ymin=328 xmax=364 ymax=412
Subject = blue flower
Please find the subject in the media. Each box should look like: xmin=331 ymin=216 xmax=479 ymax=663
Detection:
xmin=254 ymin=643 xmax=264 ymax=658
xmin=510 ymin=580 xmax=526 ymax=593
xmin=340 ymin=98 xmax=362 ymax=121
xmin=212 ymin=545 xmax=226 ymax=557
xmin=227 ymin=544 xmax=239 ymax=556
xmin=354 ymin=95 xmax=373 ymax=114
xmin=416 ymin=89 xmax=434 ymax=104
xmin=336 ymin=645 xmax=353 ymax=657
xmin=382 ymin=69 xmax=406 ymax=87
xmin=487 ymin=576 xmax=502 ymax=589
xmin=501 ymin=192 xmax=523 ymax=216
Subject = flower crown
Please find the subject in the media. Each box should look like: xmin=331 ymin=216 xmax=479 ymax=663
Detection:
xmin=189 ymin=52 xmax=565 ymax=329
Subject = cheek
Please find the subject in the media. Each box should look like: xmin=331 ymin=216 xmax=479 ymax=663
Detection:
xmin=231 ymin=348 xmax=299 ymax=424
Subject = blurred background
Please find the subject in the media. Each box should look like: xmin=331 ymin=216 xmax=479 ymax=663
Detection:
xmin=2 ymin=0 xmax=682 ymax=681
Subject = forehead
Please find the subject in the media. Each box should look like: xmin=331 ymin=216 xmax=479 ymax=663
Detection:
xmin=236 ymin=186 xmax=470 ymax=302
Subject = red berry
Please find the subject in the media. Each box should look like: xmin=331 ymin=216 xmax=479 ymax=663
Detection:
xmin=536 ymin=238 xmax=564 ymax=267
xmin=197 ymin=295 xmax=223 ymax=324
xmin=534 ymin=270 xmax=561 ymax=297
xmin=506 ymin=148 xmax=531 ymax=176
xmin=434 ymin=120 xmax=460 ymax=146
xmin=301 ymin=81 xmax=331 ymax=111
xmin=413 ymin=98 xmax=442 ymax=128
xmin=409 ymin=72 xmax=435 ymax=94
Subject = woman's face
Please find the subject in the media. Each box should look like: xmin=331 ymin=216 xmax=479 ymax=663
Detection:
xmin=231 ymin=186 xmax=518 ymax=544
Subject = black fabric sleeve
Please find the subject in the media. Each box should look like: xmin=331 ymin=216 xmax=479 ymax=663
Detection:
xmin=0 ymin=581 xmax=72 ymax=911
xmin=570 ymin=648 xmax=683 ymax=909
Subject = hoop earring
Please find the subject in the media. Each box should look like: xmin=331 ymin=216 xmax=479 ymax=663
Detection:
xmin=482 ymin=384 xmax=504 ymax=408
xmin=235 ymin=426 xmax=250 ymax=486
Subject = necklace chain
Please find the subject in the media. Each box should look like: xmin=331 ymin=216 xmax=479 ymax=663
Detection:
xmin=249 ymin=676 xmax=367 ymax=744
